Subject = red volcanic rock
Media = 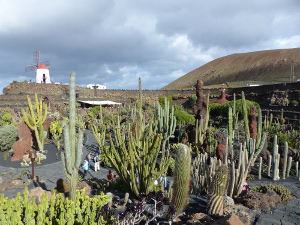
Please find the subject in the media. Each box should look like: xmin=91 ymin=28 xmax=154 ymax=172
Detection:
xmin=215 ymin=89 xmax=229 ymax=104
xmin=11 ymin=122 xmax=33 ymax=161
xmin=216 ymin=143 xmax=226 ymax=161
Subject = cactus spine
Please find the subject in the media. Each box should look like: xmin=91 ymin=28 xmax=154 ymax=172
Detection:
xmin=22 ymin=93 xmax=48 ymax=151
xmin=61 ymin=72 xmax=84 ymax=201
xmin=170 ymin=144 xmax=191 ymax=218
xmin=207 ymin=165 xmax=228 ymax=216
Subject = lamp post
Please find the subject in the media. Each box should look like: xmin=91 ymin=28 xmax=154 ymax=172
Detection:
xmin=29 ymin=149 xmax=37 ymax=180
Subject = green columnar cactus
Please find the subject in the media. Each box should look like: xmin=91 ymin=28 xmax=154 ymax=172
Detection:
xmin=155 ymin=97 xmax=177 ymax=145
xmin=255 ymin=108 xmax=263 ymax=149
xmin=258 ymin=157 xmax=262 ymax=180
xmin=22 ymin=93 xmax=48 ymax=151
xmin=170 ymin=144 xmax=191 ymax=218
xmin=61 ymin=72 xmax=84 ymax=201
xmin=228 ymin=107 xmax=234 ymax=159
xmin=207 ymin=165 xmax=228 ymax=216
xmin=268 ymin=155 xmax=272 ymax=177
xmin=287 ymin=156 xmax=292 ymax=177
xmin=233 ymin=142 xmax=255 ymax=197
xmin=282 ymin=141 xmax=288 ymax=179
xmin=272 ymin=135 xmax=280 ymax=181
xmin=241 ymin=91 xmax=250 ymax=140
xmin=195 ymin=95 xmax=210 ymax=149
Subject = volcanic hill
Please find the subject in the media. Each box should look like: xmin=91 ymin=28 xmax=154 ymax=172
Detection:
xmin=162 ymin=48 xmax=300 ymax=90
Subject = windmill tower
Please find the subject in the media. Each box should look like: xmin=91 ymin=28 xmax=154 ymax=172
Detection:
xmin=25 ymin=51 xmax=51 ymax=83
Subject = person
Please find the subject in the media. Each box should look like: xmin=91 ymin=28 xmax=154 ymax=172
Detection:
xmin=86 ymin=152 xmax=92 ymax=171
xmin=82 ymin=159 xmax=89 ymax=178
xmin=107 ymin=170 xmax=114 ymax=181
xmin=94 ymin=153 xmax=100 ymax=172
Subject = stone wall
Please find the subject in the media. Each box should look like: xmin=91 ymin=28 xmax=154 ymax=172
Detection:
xmin=1 ymin=81 xmax=300 ymax=109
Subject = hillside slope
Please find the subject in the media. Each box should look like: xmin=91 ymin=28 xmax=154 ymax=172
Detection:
xmin=162 ymin=48 xmax=300 ymax=90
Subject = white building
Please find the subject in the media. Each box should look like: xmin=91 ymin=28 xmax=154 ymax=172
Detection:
xmin=87 ymin=84 xmax=106 ymax=89
xmin=36 ymin=64 xmax=51 ymax=83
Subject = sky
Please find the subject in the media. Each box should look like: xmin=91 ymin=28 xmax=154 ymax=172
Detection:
xmin=0 ymin=0 xmax=299 ymax=93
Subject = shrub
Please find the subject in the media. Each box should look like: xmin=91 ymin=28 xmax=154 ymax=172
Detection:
xmin=209 ymin=99 xmax=260 ymax=118
xmin=188 ymin=95 xmax=197 ymax=107
xmin=251 ymin=184 xmax=292 ymax=203
xmin=173 ymin=105 xmax=195 ymax=125
xmin=159 ymin=95 xmax=173 ymax=106
xmin=290 ymin=100 xmax=299 ymax=106
xmin=269 ymin=132 xmax=295 ymax=148
xmin=0 ymin=125 xmax=18 ymax=152
xmin=1 ymin=112 xmax=12 ymax=125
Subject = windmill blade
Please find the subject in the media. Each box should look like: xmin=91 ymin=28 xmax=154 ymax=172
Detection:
xmin=25 ymin=64 xmax=37 ymax=72
xmin=41 ymin=60 xmax=50 ymax=68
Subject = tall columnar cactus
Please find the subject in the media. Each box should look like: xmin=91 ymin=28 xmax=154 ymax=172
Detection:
xmin=155 ymin=97 xmax=177 ymax=145
xmin=170 ymin=144 xmax=191 ymax=218
xmin=282 ymin=141 xmax=288 ymax=180
xmin=195 ymin=94 xmax=210 ymax=150
xmin=272 ymin=135 xmax=280 ymax=181
xmin=61 ymin=72 xmax=84 ymax=201
xmin=241 ymin=91 xmax=250 ymax=140
xmin=207 ymin=165 xmax=228 ymax=216
xmin=22 ymin=93 xmax=48 ymax=151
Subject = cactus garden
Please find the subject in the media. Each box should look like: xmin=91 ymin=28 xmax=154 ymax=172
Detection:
xmin=0 ymin=77 xmax=300 ymax=224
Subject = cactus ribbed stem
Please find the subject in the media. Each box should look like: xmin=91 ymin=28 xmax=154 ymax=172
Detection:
xmin=170 ymin=144 xmax=191 ymax=217
xmin=61 ymin=72 xmax=83 ymax=201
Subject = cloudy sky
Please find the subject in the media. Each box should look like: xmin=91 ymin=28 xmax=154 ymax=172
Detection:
xmin=0 ymin=0 xmax=299 ymax=92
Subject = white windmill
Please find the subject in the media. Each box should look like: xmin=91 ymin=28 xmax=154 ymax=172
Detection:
xmin=25 ymin=51 xmax=51 ymax=83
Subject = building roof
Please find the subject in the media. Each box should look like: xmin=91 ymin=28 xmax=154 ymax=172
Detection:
xmin=78 ymin=100 xmax=122 ymax=105
xmin=37 ymin=64 xmax=48 ymax=69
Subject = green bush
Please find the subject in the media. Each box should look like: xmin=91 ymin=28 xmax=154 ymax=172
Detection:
xmin=188 ymin=95 xmax=197 ymax=107
xmin=159 ymin=95 xmax=173 ymax=106
xmin=290 ymin=100 xmax=299 ymax=106
xmin=0 ymin=125 xmax=18 ymax=152
xmin=1 ymin=113 xmax=12 ymax=125
xmin=173 ymin=105 xmax=195 ymax=125
xmin=269 ymin=133 xmax=295 ymax=148
xmin=209 ymin=99 xmax=260 ymax=118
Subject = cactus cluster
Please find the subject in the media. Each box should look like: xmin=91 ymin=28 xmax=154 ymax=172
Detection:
xmin=207 ymin=165 xmax=228 ymax=216
xmin=0 ymin=187 xmax=111 ymax=224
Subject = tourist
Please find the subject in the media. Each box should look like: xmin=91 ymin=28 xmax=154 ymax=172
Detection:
xmin=107 ymin=170 xmax=114 ymax=181
xmin=82 ymin=159 xmax=89 ymax=178
xmin=86 ymin=152 xmax=92 ymax=171
xmin=94 ymin=153 xmax=100 ymax=172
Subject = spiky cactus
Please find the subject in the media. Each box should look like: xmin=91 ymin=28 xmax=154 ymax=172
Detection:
xmin=170 ymin=144 xmax=191 ymax=218
xmin=207 ymin=164 xmax=228 ymax=216
xmin=155 ymin=97 xmax=177 ymax=145
xmin=61 ymin=72 xmax=83 ymax=201
xmin=93 ymin=105 xmax=171 ymax=198
xmin=22 ymin=93 xmax=48 ymax=151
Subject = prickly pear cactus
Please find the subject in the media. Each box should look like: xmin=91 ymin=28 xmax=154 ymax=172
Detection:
xmin=207 ymin=164 xmax=229 ymax=216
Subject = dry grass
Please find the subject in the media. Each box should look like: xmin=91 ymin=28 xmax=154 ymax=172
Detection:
xmin=162 ymin=48 xmax=300 ymax=90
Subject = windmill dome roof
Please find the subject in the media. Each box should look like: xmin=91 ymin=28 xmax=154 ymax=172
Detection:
xmin=37 ymin=64 xmax=48 ymax=69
